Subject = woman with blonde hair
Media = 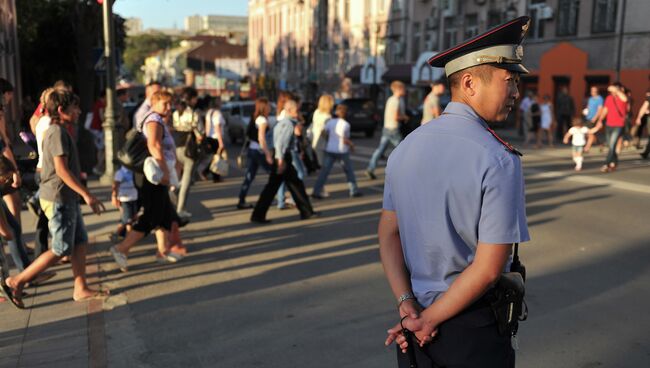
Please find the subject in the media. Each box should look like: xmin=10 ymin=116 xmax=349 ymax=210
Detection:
xmin=310 ymin=94 xmax=334 ymax=164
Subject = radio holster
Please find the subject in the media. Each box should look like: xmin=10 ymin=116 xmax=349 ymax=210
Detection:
xmin=486 ymin=243 xmax=528 ymax=336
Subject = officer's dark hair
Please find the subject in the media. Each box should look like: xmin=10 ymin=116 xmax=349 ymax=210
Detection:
xmin=46 ymin=89 xmax=75 ymax=122
xmin=448 ymin=65 xmax=494 ymax=90
xmin=0 ymin=78 xmax=14 ymax=94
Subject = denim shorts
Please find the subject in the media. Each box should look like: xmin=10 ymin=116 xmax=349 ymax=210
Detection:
xmin=572 ymin=145 xmax=585 ymax=153
xmin=40 ymin=199 xmax=89 ymax=257
xmin=120 ymin=200 xmax=139 ymax=225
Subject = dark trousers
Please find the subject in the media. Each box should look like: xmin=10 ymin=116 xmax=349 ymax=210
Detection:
xmin=251 ymin=157 xmax=314 ymax=220
xmin=556 ymin=114 xmax=572 ymax=140
xmin=397 ymin=299 xmax=514 ymax=368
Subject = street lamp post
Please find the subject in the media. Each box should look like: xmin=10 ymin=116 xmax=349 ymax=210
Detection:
xmin=100 ymin=0 xmax=117 ymax=184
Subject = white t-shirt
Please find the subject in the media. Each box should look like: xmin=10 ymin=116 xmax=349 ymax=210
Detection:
xmin=384 ymin=95 xmax=403 ymax=130
xmin=324 ymin=118 xmax=351 ymax=154
xmin=421 ymin=92 xmax=439 ymax=124
xmin=569 ymin=126 xmax=589 ymax=146
xmin=249 ymin=116 xmax=268 ymax=150
xmin=205 ymin=108 xmax=225 ymax=139
xmin=114 ymin=166 xmax=138 ymax=202
xmin=35 ymin=115 xmax=52 ymax=169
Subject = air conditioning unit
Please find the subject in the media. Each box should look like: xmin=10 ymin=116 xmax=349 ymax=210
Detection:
xmin=539 ymin=5 xmax=554 ymax=20
xmin=441 ymin=0 xmax=456 ymax=17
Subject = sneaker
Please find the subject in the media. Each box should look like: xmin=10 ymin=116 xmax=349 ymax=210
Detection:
xmin=350 ymin=192 xmax=364 ymax=198
xmin=236 ymin=202 xmax=254 ymax=210
xmin=177 ymin=210 xmax=192 ymax=219
xmin=311 ymin=193 xmax=324 ymax=200
xmin=365 ymin=170 xmax=376 ymax=180
xmin=251 ymin=217 xmax=272 ymax=224
xmin=110 ymin=246 xmax=128 ymax=272
xmin=301 ymin=211 xmax=321 ymax=220
xmin=156 ymin=252 xmax=182 ymax=264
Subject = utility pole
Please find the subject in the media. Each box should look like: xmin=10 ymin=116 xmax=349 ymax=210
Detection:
xmin=100 ymin=0 xmax=117 ymax=184
xmin=615 ymin=0 xmax=627 ymax=81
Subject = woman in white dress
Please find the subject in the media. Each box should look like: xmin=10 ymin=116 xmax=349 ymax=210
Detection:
xmin=540 ymin=94 xmax=554 ymax=147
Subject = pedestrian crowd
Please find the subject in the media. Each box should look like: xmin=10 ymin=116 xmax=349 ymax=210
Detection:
xmin=518 ymin=83 xmax=650 ymax=171
xmin=1 ymin=71 xmax=647 ymax=310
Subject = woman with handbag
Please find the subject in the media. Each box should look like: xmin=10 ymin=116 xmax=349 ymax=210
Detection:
xmin=172 ymin=87 xmax=202 ymax=218
xmin=236 ymin=97 xmax=274 ymax=209
xmin=110 ymin=90 xmax=185 ymax=271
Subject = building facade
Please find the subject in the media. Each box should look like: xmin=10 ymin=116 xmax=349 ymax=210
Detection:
xmin=248 ymin=0 xmax=650 ymax=110
xmin=125 ymin=17 xmax=143 ymax=36
xmin=184 ymin=15 xmax=248 ymax=44
xmin=0 ymin=0 xmax=21 ymax=134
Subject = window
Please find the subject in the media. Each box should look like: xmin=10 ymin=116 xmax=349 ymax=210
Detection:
xmin=412 ymin=22 xmax=421 ymax=61
xmin=425 ymin=30 xmax=439 ymax=52
xmin=344 ymin=0 xmax=350 ymax=22
xmin=592 ymin=0 xmax=618 ymax=33
xmin=529 ymin=3 xmax=546 ymax=39
xmin=464 ymin=14 xmax=478 ymax=39
xmin=443 ymin=17 xmax=457 ymax=49
xmin=487 ymin=10 xmax=501 ymax=28
xmin=557 ymin=0 xmax=579 ymax=36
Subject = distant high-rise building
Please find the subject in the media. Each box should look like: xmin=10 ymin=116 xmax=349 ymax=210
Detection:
xmin=125 ymin=17 xmax=143 ymax=35
xmin=184 ymin=14 xmax=248 ymax=44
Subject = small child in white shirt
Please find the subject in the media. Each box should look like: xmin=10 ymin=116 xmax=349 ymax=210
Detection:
xmin=111 ymin=166 xmax=139 ymax=241
xmin=563 ymin=118 xmax=598 ymax=171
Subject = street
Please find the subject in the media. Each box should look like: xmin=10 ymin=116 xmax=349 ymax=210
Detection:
xmin=1 ymin=131 xmax=649 ymax=368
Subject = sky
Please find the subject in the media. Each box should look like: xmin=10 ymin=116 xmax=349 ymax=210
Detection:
xmin=113 ymin=0 xmax=248 ymax=30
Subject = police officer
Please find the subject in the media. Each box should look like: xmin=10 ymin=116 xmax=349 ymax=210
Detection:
xmin=380 ymin=17 xmax=531 ymax=367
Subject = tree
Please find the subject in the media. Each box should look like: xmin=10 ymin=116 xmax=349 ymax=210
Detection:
xmin=16 ymin=0 xmax=126 ymax=113
xmin=122 ymin=33 xmax=177 ymax=82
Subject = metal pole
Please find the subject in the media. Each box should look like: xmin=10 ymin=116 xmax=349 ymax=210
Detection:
xmin=101 ymin=0 xmax=117 ymax=184
xmin=615 ymin=0 xmax=627 ymax=81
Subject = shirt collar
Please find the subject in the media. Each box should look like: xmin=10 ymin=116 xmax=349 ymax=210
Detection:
xmin=442 ymin=102 xmax=489 ymax=129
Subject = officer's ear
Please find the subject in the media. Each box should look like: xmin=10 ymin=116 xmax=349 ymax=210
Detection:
xmin=459 ymin=72 xmax=478 ymax=97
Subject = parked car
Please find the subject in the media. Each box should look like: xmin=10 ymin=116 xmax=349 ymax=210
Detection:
xmin=222 ymin=100 xmax=276 ymax=143
xmin=336 ymin=98 xmax=380 ymax=137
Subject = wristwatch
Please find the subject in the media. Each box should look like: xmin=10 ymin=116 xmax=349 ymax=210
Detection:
xmin=397 ymin=292 xmax=415 ymax=307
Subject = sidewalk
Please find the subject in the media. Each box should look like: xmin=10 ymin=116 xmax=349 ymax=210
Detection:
xmin=0 ymin=182 xmax=117 ymax=368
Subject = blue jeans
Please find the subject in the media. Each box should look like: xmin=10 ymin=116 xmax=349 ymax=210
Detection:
xmin=2 ymin=200 xmax=30 ymax=272
xmin=605 ymin=126 xmax=623 ymax=166
xmin=40 ymin=200 xmax=89 ymax=257
xmin=238 ymin=148 xmax=272 ymax=204
xmin=313 ymin=152 xmax=359 ymax=196
xmin=367 ymin=128 xmax=402 ymax=173
xmin=277 ymin=150 xmax=306 ymax=208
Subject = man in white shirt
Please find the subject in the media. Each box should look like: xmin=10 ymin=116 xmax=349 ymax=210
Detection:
xmin=366 ymin=81 xmax=407 ymax=180
xmin=421 ymin=80 xmax=445 ymax=125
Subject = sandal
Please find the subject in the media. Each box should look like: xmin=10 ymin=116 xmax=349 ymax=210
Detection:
xmin=600 ymin=165 xmax=610 ymax=173
xmin=1 ymin=282 xmax=25 ymax=309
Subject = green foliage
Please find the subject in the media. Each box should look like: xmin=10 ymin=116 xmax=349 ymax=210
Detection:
xmin=123 ymin=33 xmax=177 ymax=82
xmin=16 ymin=0 xmax=126 ymax=110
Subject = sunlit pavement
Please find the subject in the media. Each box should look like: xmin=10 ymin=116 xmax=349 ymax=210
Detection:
xmin=1 ymin=129 xmax=649 ymax=367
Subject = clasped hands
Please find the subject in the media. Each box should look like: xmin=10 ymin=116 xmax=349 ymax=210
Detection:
xmin=385 ymin=299 xmax=438 ymax=354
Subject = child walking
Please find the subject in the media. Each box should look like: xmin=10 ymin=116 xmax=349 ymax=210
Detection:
xmin=311 ymin=104 xmax=362 ymax=199
xmin=111 ymin=165 xmax=139 ymax=242
xmin=5 ymin=89 xmax=107 ymax=308
xmin=563 ymin=118 xmax=598 ymax=171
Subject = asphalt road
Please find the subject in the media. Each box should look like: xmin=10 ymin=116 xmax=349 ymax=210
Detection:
xmin=97 ymin=131 xmax=650 ymax=368
xmin=3 ymin=129 xmax=648 ymax=368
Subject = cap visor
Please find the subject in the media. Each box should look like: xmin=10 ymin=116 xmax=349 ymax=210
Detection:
xmin=495 ymin=63 xmax=529 ymax=74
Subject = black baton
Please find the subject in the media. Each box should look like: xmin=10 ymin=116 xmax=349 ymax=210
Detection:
xmin=401 ymin=316 xmax=418 ymax=368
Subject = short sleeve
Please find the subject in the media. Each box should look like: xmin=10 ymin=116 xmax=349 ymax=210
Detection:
xmin=478 ymin=153 xmax=529 ymax=244
xmin=114 ymin=168 xmax=124 ymax=182
xmin=382 ymin=176 xmax=395 ymax=211
xmin=46 ymin=126 xmax=69 ymax=158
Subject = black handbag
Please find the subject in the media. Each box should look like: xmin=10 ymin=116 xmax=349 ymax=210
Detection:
xmin=117 ymin=112 xmax=154 ymax=172
xmin=184 ymin=131 xmax=208 ymax=161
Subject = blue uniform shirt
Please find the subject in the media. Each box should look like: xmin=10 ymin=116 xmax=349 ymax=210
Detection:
xmin=383 ymin=102 xmax=530 ymax=307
